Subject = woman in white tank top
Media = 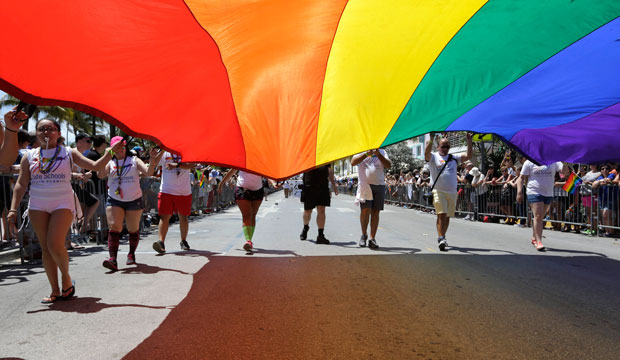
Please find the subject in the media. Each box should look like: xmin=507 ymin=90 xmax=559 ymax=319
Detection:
xmin=8 ymin=119 xmax=123 ymax=304
xmin=98 ymin=137 xmax=162 ymax=271
xmin=218 ymin=169 xmax=278 ymax=252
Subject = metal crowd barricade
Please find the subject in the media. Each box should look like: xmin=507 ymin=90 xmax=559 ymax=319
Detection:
xmin=334 ymin=181 xmax=620 ymax=238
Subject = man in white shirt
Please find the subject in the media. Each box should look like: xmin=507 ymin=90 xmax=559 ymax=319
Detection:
xmin=152 ymin=151 xmax=194 ymax=253
xmin=350 ymin=148 xmax=392 ymax=249
xmin=424 ymin=133 xmax=473 ymax=251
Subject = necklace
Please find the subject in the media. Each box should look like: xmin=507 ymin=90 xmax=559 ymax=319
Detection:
xmin=38 ymin=146 xmax=62 ymax=174
xmin=114 ymin=156 xmax=128 ymax=198
xmin=172 ymin=154 xmax=181 ymax=176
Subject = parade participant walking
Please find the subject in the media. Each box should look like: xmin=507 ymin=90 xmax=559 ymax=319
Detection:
xmin=516 ymin=159 xmax=569 ymax=251
xmin=8 ymin=118 xmax=123 ymax=303
xmin=350 ymin=148 xmax=392 ymax=249
xmin=299 ymin=164 xmax=338 ymax=244
xmin=218 ymin=169 xmax=277 ymax=253
xmin=424 ymin=133 xmax=473 ymax=251
xmin=152 ymin=151 xmax=194 ymax=253
xmin=99 ymin=137 xmax=162 ymax=271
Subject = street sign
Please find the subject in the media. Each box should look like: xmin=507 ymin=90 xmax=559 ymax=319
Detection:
xmin=472 ymin=133 xmax=493 ymax=142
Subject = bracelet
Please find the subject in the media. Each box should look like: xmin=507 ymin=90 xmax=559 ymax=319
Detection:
xmin=4 ymin=127 xmax=17 ymax=133
xmin=108 ymin=149 xmax=115 ymax=156
xmin=8 ymin=209 xmax=17 ymax=213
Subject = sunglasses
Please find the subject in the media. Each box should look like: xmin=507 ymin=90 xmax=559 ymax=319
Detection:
xmin=601 ymin=167 xmax=609 ymax=170
xmin=37 ymin=126 xmax=59 ymax=133
xmin=440 ymin=145 xmax=450 ymax=149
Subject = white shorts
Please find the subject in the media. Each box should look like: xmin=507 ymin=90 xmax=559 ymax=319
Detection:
xmin=29 ymin=195 xmax=76 ymax=214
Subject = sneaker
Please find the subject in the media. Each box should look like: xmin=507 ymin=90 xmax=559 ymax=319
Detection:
xmin=153 ymin=241 xmax=166 ymax=254
xmin=126 ymin=254 xmax=136 ymax=265
xmin=359 ymin=234 xmax=368 ymax=247
xmin=243 ymin=241 xmax=253 ymax=252
xmin=316 ymin=234 xmax=330 ymax=245
xmin=180 ymin=240 xmax=190 ymax=251
xmin=531 ymin=238 xmax=538 ymax=248
xmin=368 ymin=239 xmax=379 ymax=249
xmin=438 ymin=237 xmax=447 ymax=251
xmin=300 ymin=227 xmax=308 ymax=241
xmin=103 ymin=258 xmax=118 ymax=271
xmin=536 ymin=241 xmax=545 ymax=251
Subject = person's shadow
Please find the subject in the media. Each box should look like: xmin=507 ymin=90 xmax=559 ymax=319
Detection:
xmin=109 ymin=263 xmax=191 ymax=275
xmin=26 ymin=297 xmax=169 ymax=314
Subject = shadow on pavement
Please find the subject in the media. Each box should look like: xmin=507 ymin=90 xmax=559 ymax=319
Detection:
xmin=0 ymin=264 xmax=45 ymax=286
xmin=122 ymin=254 xmax=620 ymax=360
xmin=26 ymin=297 xmax=169 ymax=314
xmin=112 ymin=263 xmax=191 ymax=276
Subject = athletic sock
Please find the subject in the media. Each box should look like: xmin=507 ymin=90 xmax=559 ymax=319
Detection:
xmin=108 ymin=231 xmax=121 ymax=260
xmin=129 ymin=232 xmax=140 ymax=256
xmin=318 ymin=228 xmax=324 ymax=237
xmin=243 ymin=226 xmax=252 ymax=242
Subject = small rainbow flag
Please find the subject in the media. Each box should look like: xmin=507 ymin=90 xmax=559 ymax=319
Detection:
xmin=198 ymin=171 xmax=206 ymax=188
xmin=562 ymin=172 xmax=583 ymax=194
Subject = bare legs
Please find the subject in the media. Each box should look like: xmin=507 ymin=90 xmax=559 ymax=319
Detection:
xmin=29 ymin=209 xmax=74 ymax=297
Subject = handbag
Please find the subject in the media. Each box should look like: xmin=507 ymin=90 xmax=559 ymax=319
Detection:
xmin=424 ymin=154 xmax=454 ymax=200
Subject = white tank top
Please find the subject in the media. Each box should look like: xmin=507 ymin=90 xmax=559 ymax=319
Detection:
xmin=236 ymin=171 xmax=263 ymax=191
xmin=107 ymin=156 xmax=142 ymax=201
xmin=27 ymin=146 xmax=73 ymax=199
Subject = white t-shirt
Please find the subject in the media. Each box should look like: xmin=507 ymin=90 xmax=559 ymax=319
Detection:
xmin=356 ymin=149 xmax=390 ymax=186
xmin=427 ymin=152 xmax=462 ymax=194
xmin=521 ymin=160 xmax=563 ymax=197
xmin=107 ymin=156 xmax=142 ymax=201
xmin=159 ymin=152 xmax=191 ymax=196
xmin=28 ymin=146 xmax=74 ymax=199
xmin=237 ymin=171 xmax=263 ymax=191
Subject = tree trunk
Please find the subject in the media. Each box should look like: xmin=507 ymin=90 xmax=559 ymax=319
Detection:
xmin=91 ymin=115 xmax=97 ymax=135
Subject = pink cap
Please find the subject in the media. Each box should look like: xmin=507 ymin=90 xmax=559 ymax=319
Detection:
xmin=110 ymin=136 xmax=126 ymax=147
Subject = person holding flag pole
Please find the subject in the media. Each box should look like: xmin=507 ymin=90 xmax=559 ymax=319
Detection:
xmin=517 ymin=160 xmax=570 ymax=251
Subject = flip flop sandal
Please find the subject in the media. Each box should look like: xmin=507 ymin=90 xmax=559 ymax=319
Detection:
xmin=61 ymin=280 xmax=76 ymax=300
xmin=41 ymin=294 xmax=60 ymax=304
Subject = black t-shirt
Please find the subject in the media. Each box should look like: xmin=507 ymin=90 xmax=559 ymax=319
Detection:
xmin=85 ymin=149 xmax=105 ymax=194
xmin=303 ymin=165 xmax=330 ymax=190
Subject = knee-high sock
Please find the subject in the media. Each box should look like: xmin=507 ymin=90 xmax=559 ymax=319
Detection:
xmin=108 ymin=231 xmax=121 ymax=260
xmin=243 ymin=226 xmax=252 ymax=242
xmin=129 ymin=232 xmax=140 ymax=255
xmin=248 ymin=226 xmax=255 ymax=240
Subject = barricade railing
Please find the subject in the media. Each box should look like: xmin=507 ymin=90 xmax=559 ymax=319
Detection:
xmin=338 ymin=182 xmax=619 ymax=237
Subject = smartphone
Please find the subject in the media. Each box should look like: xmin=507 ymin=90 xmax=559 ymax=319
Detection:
xmin=16 ymin=101 xmax=37 ymax=120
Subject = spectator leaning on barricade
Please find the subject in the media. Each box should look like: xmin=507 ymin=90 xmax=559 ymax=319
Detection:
xmin=580 ymin=165 xmax=600 ymax=235
xmin=424 ymin=132 xmax=473 ymax=251
xmin=351 ymin=148 xmax=392 ymax=249
xmin=152 ymin=151 xmax=195 ymax=253
xmin=71 ymin=132 xmax=100 ymax=237
xmin=497 ymin=166 xmax=516 ymax=225
xmin=516 ymin=159 xmax=569 ymax=251
xmin=592 ymin=164 xmax=618 ymax=237
xmin=84 ymin=135 xmax=109 ymax=195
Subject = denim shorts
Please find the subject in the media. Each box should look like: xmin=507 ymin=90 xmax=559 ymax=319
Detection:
xmin=527 ymin=194 xmax=552 ymax=205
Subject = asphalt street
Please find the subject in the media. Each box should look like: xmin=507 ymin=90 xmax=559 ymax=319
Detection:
xmin=1 ymin=191 xmax=620 ymax=359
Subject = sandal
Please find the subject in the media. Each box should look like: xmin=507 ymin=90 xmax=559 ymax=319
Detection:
xmin=61 ymin=280 xmax=76 ymax=300
xmin=41 ymin=294 xmax=61 ymax=304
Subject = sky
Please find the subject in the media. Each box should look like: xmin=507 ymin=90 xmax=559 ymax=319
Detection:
xmin=1 ymin=89 xmax=108 ymax=145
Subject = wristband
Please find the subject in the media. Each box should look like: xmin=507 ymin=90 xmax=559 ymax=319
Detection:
xmin=108 ymin=149 xmax=115 ymax=156
xmin=4 ymin=127 xmax=17 ymax=133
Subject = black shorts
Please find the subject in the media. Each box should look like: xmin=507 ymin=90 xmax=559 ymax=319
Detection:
xmin=235 ymin=187 xmax=264 ymax=201
xmin=106 ymin=196 xmax=144 ymax=211
xmin=360 ymin=185 xmax=386 ymax=211
xmin=301 ymin=187 xmax=331 ymax=210
xmin=73 ymin=184 xmax=99 ymax=207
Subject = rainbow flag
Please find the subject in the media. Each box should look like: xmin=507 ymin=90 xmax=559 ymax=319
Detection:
xmin=198 ymin=171 xmax=206 ymax=188
xmin=562 ymin=172 xmax=583 ymax=194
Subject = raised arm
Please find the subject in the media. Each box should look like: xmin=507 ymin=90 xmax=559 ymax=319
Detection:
xmin=424 ymin=133 xmax=439 ymax=162
xmin=72 ymin=140 xmax=124 ymax=172
xmin=0 ymin=110 xmax=27 ymax=166
xmin=351 ymin=151 xmax=370 ymax=166
xmin=459 ymin=132 xmax=474 ymax=163
xmin=218 ymin=169 xmax=238 ymax=193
